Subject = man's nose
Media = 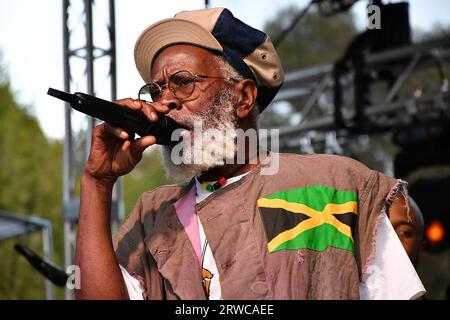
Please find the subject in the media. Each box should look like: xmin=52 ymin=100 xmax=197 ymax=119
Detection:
xmin=159 ymin=87 xmax=181 ymax=111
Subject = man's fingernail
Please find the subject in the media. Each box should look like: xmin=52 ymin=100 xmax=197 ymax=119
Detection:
xmin=120 ymin=131 xmax=128 ymax=138
xmin=151 ymin=112 xmax=157 ymax=119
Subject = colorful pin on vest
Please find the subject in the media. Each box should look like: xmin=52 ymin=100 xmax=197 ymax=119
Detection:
xmin=202 ymin=177 xmax=228 ymax=192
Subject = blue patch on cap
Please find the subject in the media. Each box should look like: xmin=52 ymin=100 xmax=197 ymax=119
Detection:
xmin=211 ymin=9 xmax=282 ymax=111
xmin=212 ymin=9 xmax=265 ymax=82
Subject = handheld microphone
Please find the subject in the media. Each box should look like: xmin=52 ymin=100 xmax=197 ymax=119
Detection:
xmin=14 ymin=244 xmax=69 ymax=287
xmin=47 ymin=88 xmax=186 ymax=145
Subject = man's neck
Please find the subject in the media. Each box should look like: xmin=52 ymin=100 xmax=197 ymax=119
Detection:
xmin=198 ymin=153 xmax=263 ymax=182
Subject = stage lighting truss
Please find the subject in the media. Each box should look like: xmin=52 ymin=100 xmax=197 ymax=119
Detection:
xmin=263 ymin=36 xmax=450 ymax=154
xmin=61 ymin=0 xmax=123 ymax=300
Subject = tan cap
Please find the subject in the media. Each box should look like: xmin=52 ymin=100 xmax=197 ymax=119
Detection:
xmin=134 ymin=7 xmax=284 ymax=112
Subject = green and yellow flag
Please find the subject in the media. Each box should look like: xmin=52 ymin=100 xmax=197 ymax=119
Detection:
xmin=257 ymin=185 xmax=358 ymax=253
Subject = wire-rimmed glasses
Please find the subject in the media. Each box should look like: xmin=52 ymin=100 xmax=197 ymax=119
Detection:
xmin=138 ymin=70 xmax=236 ymax=102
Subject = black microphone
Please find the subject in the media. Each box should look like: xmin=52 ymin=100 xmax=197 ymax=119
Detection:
xmin=47 ymin=88 xmax=187 ymax=145
xmin=14 ymin=244 xmax=68 ymax=287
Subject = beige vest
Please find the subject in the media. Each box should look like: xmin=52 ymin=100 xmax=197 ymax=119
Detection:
xmin=114 ymin=153 xmax=402 ymax=299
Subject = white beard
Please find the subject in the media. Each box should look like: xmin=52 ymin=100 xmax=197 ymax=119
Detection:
xmin=161 ymin=87 xmax=238 ymax=181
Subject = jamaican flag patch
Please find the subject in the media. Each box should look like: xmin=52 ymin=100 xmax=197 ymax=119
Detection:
xmin=257 ymin=185 xmax=357 ymax=253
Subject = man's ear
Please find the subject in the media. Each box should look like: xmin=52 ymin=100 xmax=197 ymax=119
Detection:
xmin=235 ymin=79 xmax=258 ymax=119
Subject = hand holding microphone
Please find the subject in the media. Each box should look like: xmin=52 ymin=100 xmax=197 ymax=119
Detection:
xmin=47 ymin=88 xmax=186 ymax=145
xmin=48 ymin=88 xmax=186 ymax=183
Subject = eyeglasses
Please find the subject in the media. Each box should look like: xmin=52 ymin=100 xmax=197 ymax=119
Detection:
xmin=138 ymin=70 xmax=236 ymax=103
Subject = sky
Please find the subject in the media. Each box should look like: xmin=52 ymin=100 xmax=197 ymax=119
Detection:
xmin=1 ymin=0 xmax=450 ymax=139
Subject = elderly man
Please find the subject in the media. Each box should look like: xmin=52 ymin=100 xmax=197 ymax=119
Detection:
xmin=75 ymin=7 xmax=425 ymax=300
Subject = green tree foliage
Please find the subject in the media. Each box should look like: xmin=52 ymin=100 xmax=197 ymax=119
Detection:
xmin=264 ymin=5 xmax=358 ymax=70
xmin=0 ymin=78 xmax=63 ymax=299
xmin=260 ymin=5 xmax=358 ymax=129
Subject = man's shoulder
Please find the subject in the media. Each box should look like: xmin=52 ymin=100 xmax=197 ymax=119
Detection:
xmin=271 ymin=152 xmax=398 ymax=199
xmin=266 ymin=152 xmax=378 ymax=190
xmin=277 ymin=152 xmax=372 ymax=173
